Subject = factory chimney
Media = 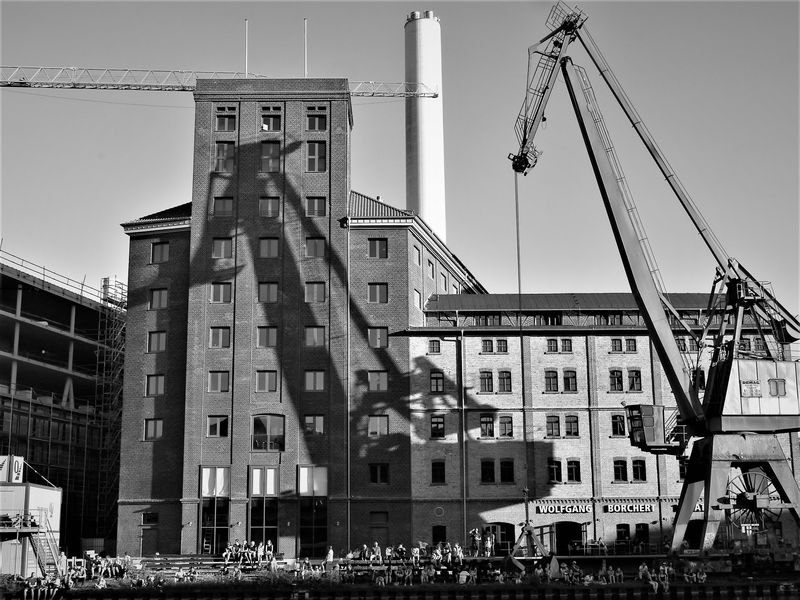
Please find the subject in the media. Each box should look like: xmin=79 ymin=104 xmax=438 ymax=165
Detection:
xmin=405 ymin=10 xmax=446 ymax=242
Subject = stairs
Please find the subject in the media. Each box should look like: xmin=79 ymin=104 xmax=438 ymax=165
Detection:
xmin=29 ymin=516 xmax=62 ymax=577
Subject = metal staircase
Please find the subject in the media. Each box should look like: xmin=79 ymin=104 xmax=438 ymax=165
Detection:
xmin=29 ymin=516 xmax=62 ymax=577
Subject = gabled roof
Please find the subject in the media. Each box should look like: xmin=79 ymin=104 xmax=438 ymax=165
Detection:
xmin=122 ymin=202 xmax=192 ymax=226
xmin=349 ymin=191 xmax=413 ymax=218
xmin=425 ymin=292 xmax=714 ymax=312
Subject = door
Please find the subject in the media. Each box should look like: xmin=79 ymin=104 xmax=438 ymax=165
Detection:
xmin=141 ymin=528 xmax=158 ymax=556
xmin=555 ymin=521 xmax=582 ymax=555
xmin=487 ymin=522 xmax=515 ymax=555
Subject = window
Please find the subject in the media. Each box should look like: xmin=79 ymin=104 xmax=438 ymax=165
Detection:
xmin=208 ymin=371 xmax=230 ymax=393
xmin=306 ymin=112 xmax=327 ymax=131
xmin=611 ymin=338 xmax=623 ymax=352
xmin=610 ymin=369 xmax=623 ymax=392
xmin=208 ymin=282 xmax=232 ymax=303
xmin=613 ymin=459 xmax=628 ymax=482
xmin=252 ymin=415 xmax=285 ymax=451
xmin=211 ymin=238 xmax=232 ymax=259
xmin=500 ymin=460 xmax=515 ymax=483
xmin=626 ymin=338 xmax=637 ymax=352
xmin=368 ymin=415 xmax=389 ymax=437
xmin=635 ymin=523 xmax=650 ymax=544
xmin=413 ymin=246 xmax=421 ymax=265
xmin=142 ymin=512 xmax=160 ymax=525
xmin=261 ymin=106 xmax=282 ymax=131
xmin=305 ymin=282 xmax=326 ymax=303
xmin=259 ymin=196 xmax=280 ymax=218
xmin=367 ymin=327 xmax=388 ymax=348
xmin=427 ymin=260 xmax=435 ymax=278
xmin=414 ymin=289 xmax=422 ymax=310
xmin=259 ymin=237 xmax=279 ymax=258
xmin=305 ymin=237 xmax=325 ymax=258
xmin=307 ymin=141 xmax=327 ymax=172
xmin=368 ymin=371 xmax=388 ymax=392
xmin=431 ymin=415 xmax=445 ymax=438
xmin=305 ymin=370 xmax=325 ymax=391
xmin=769 ymin=378 xmax=787 ymax=397
xmin=546 ymin=415 xmax=560 ymax=438
xmin=480 ymin=414 xmax=495 ymax=438
xmin=209 ymin=326 xmax=231 ymax=348
xmin=678 ymin=457 xmax=688 ymax=481
xmin=499 ymin=415 xmax=513 ymax=437
xmin=370 ymin=463 xmax=389 ymax=484
xmin=256 ymin=326 xmax=277 ymax=348
xmin=677 ymin=338 xmax=687 ymax=352
xmin=563 ymin=370 xmax=577 ymax=392
xmin=368 ymin=238 xmax=388 ymax=258
xmin=147 ymin=331 xmax=166 ymax=353
xmin=430 ymin=370 xmax=444 ymax=392
xmin=207 ymin=416 xmax=229 ymax=438
xmin=496 ymin=339 xmax=508 ymax=353
xmin=482 ymin=339 xmax=494 ymax=353
xmin=151 ymin=241 xmax=169 ymax=264
xmin=440 ymin=273 xmax=447 ymax=290
xmin=545 ymin=370 xmax=558 ymax=392
xmin=628 ymin=369 xmax=642 ymax=392
xmin=304 ymin=415 xmax=324 ymax=435
xmin=479 ymin=371 xmax=493 ymax=393
xmin=214 ymin=141 xmax=235 ymax=172
xmin=367 ymin=283 xmax=388 ymax=303
xmin=739 ymin=338 xmax=751 ymax=351
xmin=611 ymin=414 xmax=626 ymax=436
xmin=565 ymin=415 xmax=579 ymax=437
xmin=480 ymin=460 xmax=495 ymax=483
xmin=428 ymin=339 xmax=440 ymax=354
xmin=616 ymin=524 xmax=630 ymax=541
xmin=213 ymin=196 xmax=234 ymax=216
xmin=144 ymin=418 xmax=163 ymax=441
xmin=632 ymin=458 xmax=647 ymax=482
xmin=566 ymin=459 xmax=581 ymax=483
xmin=688 ymin=338 xmax=699 ymax=352
xmin=561 ymin=339 xmax=572 ymax=352
xmin=149 ymin=288 xmax=168 ymax=309
xmin=598 ymin=313 xmax=623 ymax=326
xmin=754 ymin=338 xmax=766 ymax=353
xmin=305 ymin=326 xmax=325 ymax=347
xmin=306 ymin=197 xmax=326 ymax=217
xmin=215 ymin=108 xmax=236 ymax=131
xmin=260 ymin=141 xmax=281 ymax=172
xmin=547 ymin=339 xmax=558 ymax=353
xmin=146 ymin=374 xmax=165 ymax=396
xmin=547 ymin=458 xmax=562 ymax=483
xmin=431 ymin=460 xmax=446 ymax=484
xmin=256 ymin=370 xmax=278 ymax=392
xmin=258 ymin=282 xmax=278 ymax=303
xmin=498 ymin=371 xmax=512 ymax=393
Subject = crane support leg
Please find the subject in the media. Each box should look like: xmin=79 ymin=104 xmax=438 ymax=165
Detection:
xmin=671 ymin=444 xmax=706 ymax=553
xmin=764 ymin=453 xmax=800 ymax=527
xmin=700 ymin=459 xmax=730 ymax=552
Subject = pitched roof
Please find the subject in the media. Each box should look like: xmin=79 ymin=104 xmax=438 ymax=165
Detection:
xmin=122 ymin=202 xmax=192 ymax=226
xmin=349 ymin=191 xmax=413 ymax=218
xmin=425 ymin=292 xmax=714 ymax=312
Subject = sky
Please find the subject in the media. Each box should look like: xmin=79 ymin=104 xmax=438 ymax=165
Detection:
xmin=1 ymin=1 xmax=798 ymax=311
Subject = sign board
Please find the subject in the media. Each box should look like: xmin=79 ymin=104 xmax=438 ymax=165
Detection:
xmin=535 ymin=504 xmax=592 ymax=514
xmin=740 ymin=380 xmax=762 ymax=397
xmin=604 ymin=503 xmax=654 ymax=513
xmin=10 ymin=456 xmax=24 ymax=483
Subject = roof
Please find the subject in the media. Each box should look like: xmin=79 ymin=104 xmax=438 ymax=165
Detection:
xmin=349 ymin=191 xmax=413 ymax=218
xmin=122 ymin=202 xmax=192 ymax=226
xmin=425 ymin=292 xmax=715 ymax=312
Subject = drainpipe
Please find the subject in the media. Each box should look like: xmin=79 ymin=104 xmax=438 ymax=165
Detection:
xmin=456 ymin=311 xmax=468 ymax=546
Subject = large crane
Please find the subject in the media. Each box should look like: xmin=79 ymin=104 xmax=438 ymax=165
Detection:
xmin=510 ymin=2 xmax=800 ymax=554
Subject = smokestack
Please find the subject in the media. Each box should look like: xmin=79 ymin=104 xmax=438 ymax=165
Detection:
xmin=405 ymin=10 xmax=446 ymax=242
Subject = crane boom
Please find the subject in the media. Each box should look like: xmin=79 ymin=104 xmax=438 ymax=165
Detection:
xmin=0 ymin=66 xmax=438 ymax=97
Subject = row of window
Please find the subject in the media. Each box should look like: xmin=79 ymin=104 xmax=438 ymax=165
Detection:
xmin=144 ymin=369 xmax=328 ymax=395
xmin=215 ymin=106 xmax=328 ymax=134
xmin=213 ymin=141 xmax=327 ymax=173
xmin=412 ymin=245 xmax=461 ymax=296
xmin=206 ymin=196 xmax=325 ymax=219
xmin=424 ymin=412 xmax=628 ymax=440
xmin=427 ymin=368 xmax=640 ymax=394
xmin=546 ymin=457 xmax=647 ymax=483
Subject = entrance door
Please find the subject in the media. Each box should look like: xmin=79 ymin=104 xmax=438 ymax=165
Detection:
xmin=554 ymin=521 xmax=583 ymax=555
xmin=141 ymin=528 xmax=158 ymax=556
xmin=487 ymin=522 xmax=515 ymax=556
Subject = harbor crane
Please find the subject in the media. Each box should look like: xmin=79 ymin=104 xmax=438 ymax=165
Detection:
xmin=510 ymin=2 xmax=800 ymax=554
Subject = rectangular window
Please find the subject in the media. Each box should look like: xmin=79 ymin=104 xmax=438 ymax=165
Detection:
xmin=482 ymin=339 xmax=494 ymax=353
xmin=368 ymin=327 xmax=389 ymax=348
xmin=428 ymin=339 xmax=440 ymax=354
xmin=213 ymin=196 xmax=234 ymax=216
xmin=547 ymin=339 xmax=558 ymax=353
xmin=211 ymin=282 xmax=232 ymax=303
xmin=632 ymin=458 xmax=647 ymax=482
xmin=628 ymin=369 xmax=642 ymax=392
xmin=611 ymin=414 xmax=626 ymax=436
xmin=566 ymin=459 xmax=581 ymax=483
xmin=563 ymin=370 xmax=577 ymax=392
xmin=252 ymin=414 xmax=285 ymax=451
xmin=610 ymin=369 xmax=623 ymax=392
xmin=368 ymin=283 xmax=388 ymax=303
xmin=613 ymin=459 xmax=628 ymax=482
xmin=256 ymin=370 xmax=278 ymax=392
xmin=480 ymin=460 xmax=495 ymax=483
xmin=480 ymin=414 xmax=495 ymax=438
xmin=626 ymin=338 xmax=637 ymax=352
xmin=256 ymin=326 xmax=277 ymax=348
xmin=475 ymin=314 xmax=501 ymax=326
xmin=431 ymin=460 xmax=446 ymax=484
xmin=413 ymin=246 xmax=421 ymax=265
xmin=306 ymin=113 xmax=327 ymax=131
xmin=214 ymin=141 xmax=235 ymax=172
xmin=305 ymin=370 xmax=325 ymax=391
xmin=144 ymin=418 xmax=163 ymax=441
xmin=209 ymin=326 xmax=231 ymax=348
xmin=414 ymin=289 xmax=422 ymax=309
xmin=208 ymin=371 xmax=230 ymax=393
xmin=369 ymin=463 xmax=389 ymax=484
xmin=561 ymin=338 xmax=573 ymax=352
xmin=545 ymin=370 xmax=558 ymax=392
xmin=368 ymin=371 xmax=388 ymax=392
xmin=688 ymin=338 xmax=699 ymax=352
xmin=440 ymin=273 xmax=447 ymax=290
xmin=212 ymin=237 xmax=233 ymax=259
xmin=611 ymin=338 xmax=623 ymax=352
xmin=151 ymin=241 xmax=169 ymax=264
xmin=305 ymin=237 xmax=325 ymax=258
xmin=769 ymin=378 xmax=787 ymax=396
xmin=142 ymin=512 xmax=159 ymax=525
xmin=565 ymin=415 xmax=579 ymax=437
xmin=259 ymin=196 xmax=280 ymax=217
xmin=546 ymin=415 xmax=560 ymax=437
xmin=146 ymin=374 xmax=165 ymax=396
xmin=427 ymin=260 xmax=435 ymax=278
xmin=307 ymin=141 xmax=327 ymax=172
xmin=147 ymin=331 xmax=166 ymax=353
xmin=305 ymin=282 xmax=326 ymax=303
xmin=258 ymin=282 xmax=278 ymax=303
xmin=368 ymin=415 xmax=389 ymax=437
xmin=548 ymin=458 xmax=562 ymax=483
xmin=480 ymin=371 xmax=493 ymax=393
xmin=499 ymin=415 xmax=513 ymax=437
xmin=261 ymin=107 xmax=282 ymax=131
xmin=431 ymin=415 xmax=445 ymax=439
xmin=305 ymin=197 xmax=326 ymax=217
xmin=304 ymin=415 xmax=324 ymax=435
xmin=149 ymin=288 xmax=168 ymax=309
xmin=677 ymin=338 xmax=687 ymax=352
xmin=496 ymin=339 xmax=508 ymax=353
xmin=215 ymin=108 xmax=236 ymax=131
xmin=305 ymin=326 xmax=325 ymax=347
xmin=499 ymin=460 xmax=515 ymax=483
xmin=259 ymin=237 xmax=279 ymax=258
xmin=498 ymin=371 xmax=512 ymax=393
xmin=368 ymin=238 xmax=388 ymax=258
xmin=207 ymin=415 xmax=229 ymax=438
xmin=260 ymin=141 xmax=281 ymax=172
xmin=616 ymin=524 xmax=630 ymax=541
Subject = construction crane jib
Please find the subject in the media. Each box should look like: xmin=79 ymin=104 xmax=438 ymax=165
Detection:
xmin=510 ymin=1 xmax=800 ymax=555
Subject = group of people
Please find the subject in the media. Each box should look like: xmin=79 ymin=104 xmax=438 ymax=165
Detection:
xmin=221 ymin=538 xmax=276 ymax=568
xmin=20 ymin=552 xmax=135 ymax=598
xmin=348 ymin=540 xmax=468 ymax=567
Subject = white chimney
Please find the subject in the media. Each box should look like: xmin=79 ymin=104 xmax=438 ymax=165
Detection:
xmin=405 ymin=10 xmax=446 ymax=242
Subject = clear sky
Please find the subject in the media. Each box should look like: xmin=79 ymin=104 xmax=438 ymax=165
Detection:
xmin=1 ymin=1 xmax=798 ymax=311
